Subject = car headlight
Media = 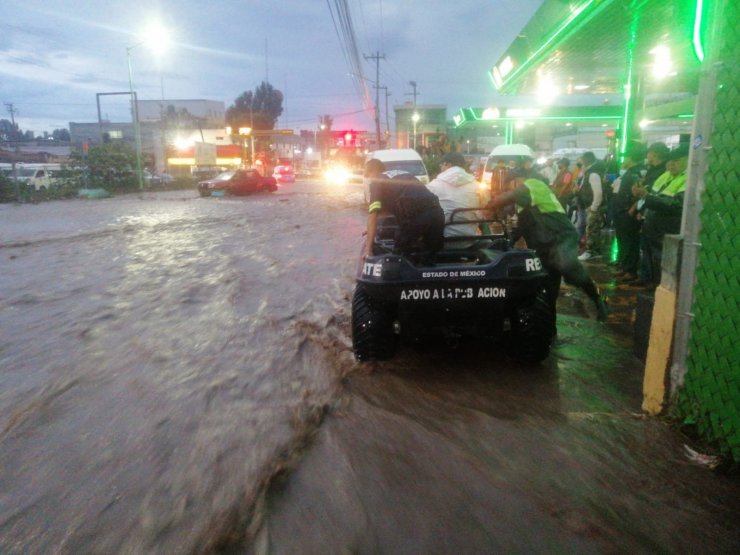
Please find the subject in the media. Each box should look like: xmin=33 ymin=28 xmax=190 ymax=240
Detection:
xmin=324 ymin=166 xmax=351 ymax=185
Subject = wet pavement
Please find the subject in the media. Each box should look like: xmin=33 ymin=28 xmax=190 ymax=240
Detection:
xmin=0 ymin=184 xmax=738 ymax=554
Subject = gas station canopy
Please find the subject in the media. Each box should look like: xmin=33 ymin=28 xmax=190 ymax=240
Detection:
xmin=455 ymin=0 xmax=709 ymax=151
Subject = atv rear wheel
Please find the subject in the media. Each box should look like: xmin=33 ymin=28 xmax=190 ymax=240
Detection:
xmin=507 ymin=288 xmax=554 ymax=363
xmin=351 ymin=285 xmax=397 ymax=361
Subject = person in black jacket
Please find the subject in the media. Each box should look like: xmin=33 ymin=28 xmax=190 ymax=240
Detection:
xmin=613 ymin=144 xmax=647 ymax=282
xmin=631 ymin=142 xmax=669 ymax=288
xmin=363 ymin=158 xmax=444 ymax=265
xmin=631 ymin=144 xmax=688 ymax=289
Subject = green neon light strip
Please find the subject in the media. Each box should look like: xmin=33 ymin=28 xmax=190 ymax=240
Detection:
xmin=495 ymin=0 xmax=597 ymax=90
xmin=693 ymin=0 xmax=705 ymax=62
xmin=476 ymin=116 xmax=623 ymax=122
xmin=620 ymin=2 xmax=639 ymax=157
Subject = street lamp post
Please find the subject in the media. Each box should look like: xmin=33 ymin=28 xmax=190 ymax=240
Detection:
xmin=126 ymin=45 xmax=145 ymax=191
xmin=125 ymin=23 xmax=171 ymax=191
xmin=314 ymin=123 xmax=326 ymax=152
xmin=411 ymin=112 xmax=420 ymax=150
xmin=238 ymin=127 xmax=252 ymax=167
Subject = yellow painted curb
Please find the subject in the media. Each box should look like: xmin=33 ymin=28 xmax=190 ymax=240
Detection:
xmin=642 ymin=286 xmax=677 ymax=415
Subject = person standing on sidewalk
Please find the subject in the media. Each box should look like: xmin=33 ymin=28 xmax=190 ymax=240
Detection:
xmin=613 ymin=144 xmax=647 ymax=282
xmin=631 ymin=144 xmax=688 ymax=289
xmin=631 ymin=142 xmax=670 ymax=288
xmin=576 ymin=152 xmax=606 ymax=261
xmin=487 ymin=170 xmax=609 ymax=328
xmin=552 ymin=158 xmax=575 ymax=209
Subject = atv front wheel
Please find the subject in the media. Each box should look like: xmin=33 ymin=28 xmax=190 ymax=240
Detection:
xmin=507 ymin=288 xmax=554 ymax=363
xmin=351 ymin=285 xmax=397 ymax=361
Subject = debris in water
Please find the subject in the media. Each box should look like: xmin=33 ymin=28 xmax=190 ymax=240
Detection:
xmin=683 ymin=444 xmax=721 ymax=469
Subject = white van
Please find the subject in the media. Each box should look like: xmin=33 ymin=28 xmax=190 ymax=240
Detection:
xmin=480 ymin=144 xmax=536 ymax=189
xmin=366 ymin=148 xmax=429 ymax=184
xmin=13 ymin=164 xmax=63 ymax=191
xmin=364 ymin=148 xmax=429 ymax=202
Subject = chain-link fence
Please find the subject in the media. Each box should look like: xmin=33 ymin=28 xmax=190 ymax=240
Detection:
xmin=676 ymin=0 xmax=740 ymax=462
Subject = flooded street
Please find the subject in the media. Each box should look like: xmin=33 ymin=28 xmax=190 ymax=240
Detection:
xmin=1 ymin=183 xmax=738 ymax=554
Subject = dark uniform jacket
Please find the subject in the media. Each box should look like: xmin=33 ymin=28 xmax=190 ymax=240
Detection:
xmin=368 ymin=171 xmax=440 ymax=220
xmin=511 ymin=180 xmax=578 ymax=252
xmin=613 ymin=164 xmax=645 ymax=213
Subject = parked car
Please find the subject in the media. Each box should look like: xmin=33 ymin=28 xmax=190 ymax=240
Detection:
xmin=143 ymin=170 xmax=162 ymax=186
xmin=143 ymin=171 xmax=175 ymax=186
xmin=272 ymin=165 xmax=296 ymax=183
xmin=198 ymin=169 xmax=277 ymax=197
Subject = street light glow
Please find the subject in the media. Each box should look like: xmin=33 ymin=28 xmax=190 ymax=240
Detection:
xmin=650 ymin=45 xmax=676 ymax=79
xmin=174 ymin=136 xmax=193 ymax=150
xmin=139 ymin=22 xmax=172 ymax=56
xmin=536 ymin=74 xmax=559 ymax=105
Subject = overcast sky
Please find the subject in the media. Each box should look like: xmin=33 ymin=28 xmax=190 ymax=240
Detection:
xmin=1 ymin=0 xmax=542 ymax=135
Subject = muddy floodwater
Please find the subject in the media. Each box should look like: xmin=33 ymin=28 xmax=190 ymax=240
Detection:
xmin=1 ymin=183 xmax=738 ymax=554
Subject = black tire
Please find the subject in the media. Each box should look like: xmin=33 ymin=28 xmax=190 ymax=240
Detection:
xmin=508 ymin=288 xmax=554 ymax=363
xmin=268 ymin=182 xmax=278 ymax=192
xmin=351 ymin=285 xmax=397 ymax=361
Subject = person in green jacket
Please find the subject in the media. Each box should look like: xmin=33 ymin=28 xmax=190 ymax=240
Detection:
xmin=487 ymin=169 xmax=609 ymax=328
xmin=631 ymin=144 xmax=688 ymax=289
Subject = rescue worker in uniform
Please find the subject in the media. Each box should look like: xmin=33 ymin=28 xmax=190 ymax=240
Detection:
xmin=363 ymin=158 xmax=444 ymax=265
xmin=487 ymin=170 xmax=609 ymax=327
xmin=631 ymin=144 xmax=689 ymax=289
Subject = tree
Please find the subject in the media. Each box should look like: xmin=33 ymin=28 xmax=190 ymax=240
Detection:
xmin=52 ymin=128 xmax=71 ymax=142
xmin=0 ymin=119 xmax=20 ymax=143
xmin=74 ymin=143 xmax=138 ymax=191
xmin=226 ymin=81 xmax=284 ymax=131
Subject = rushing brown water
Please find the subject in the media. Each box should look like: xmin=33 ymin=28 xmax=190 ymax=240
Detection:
xmin=1 ymin=184 xmax=738 ymax=554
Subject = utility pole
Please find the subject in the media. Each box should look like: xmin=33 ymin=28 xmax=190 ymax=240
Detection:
xmin=364 ymin=51 xmax=385 ymax=149
xmin=406 ymin=81 xmax=419 ymax=106
xmin=379 ymin=86 xmax=391 ymax=148
xmin=4 ymin=102 xmax=19 ymax=148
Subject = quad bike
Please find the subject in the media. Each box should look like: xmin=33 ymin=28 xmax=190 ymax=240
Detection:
xmin=352 ymin=209 xmax=554 ymax=363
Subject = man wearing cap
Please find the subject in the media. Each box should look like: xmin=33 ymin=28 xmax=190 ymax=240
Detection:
xmin=612 ymin=144 xmax=647 ymax=282
xmin=487 ymin=171 xmax=609 ymax=326
xmin=363 ymin=158 xmax=444 ymax=265
xmin=631 ymin=144 xmax=688 ymax=289
xmin=426 ymin=152 xmax=481 ymax=248
xmin=629 ymin=142 xmax=670 ymax=287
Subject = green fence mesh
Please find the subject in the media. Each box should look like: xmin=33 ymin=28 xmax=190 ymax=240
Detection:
xmin=677 ymin=2 xmax=740 ymax=462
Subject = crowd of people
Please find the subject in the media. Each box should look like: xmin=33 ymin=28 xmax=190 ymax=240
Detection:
xmin=361 ymin=141 xmax=687 ymax=328
xmin=534 ymin=141 xmax=688 ymax=292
